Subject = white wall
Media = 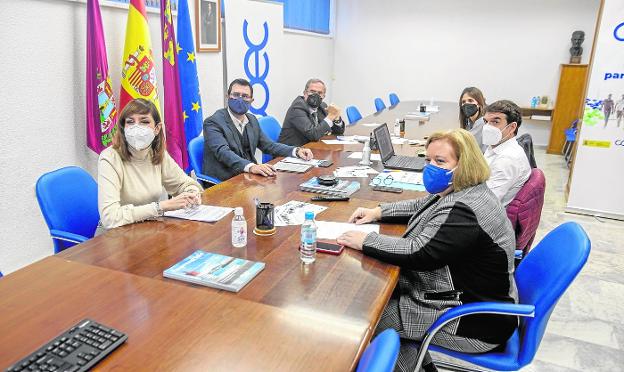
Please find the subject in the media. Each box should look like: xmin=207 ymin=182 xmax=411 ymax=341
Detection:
xmin=332 ymin=0 xmax=600 ymax=120
xmin=0 ymin=0 xmax=333 ymax=274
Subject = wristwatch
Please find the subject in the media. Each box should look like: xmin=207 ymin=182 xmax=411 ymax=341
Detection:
xmin=155 ymin=201 xmax=164 ymax=217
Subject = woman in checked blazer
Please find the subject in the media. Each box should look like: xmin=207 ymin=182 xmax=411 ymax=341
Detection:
xmin=338 ymin=129 xmax=518 ymax=372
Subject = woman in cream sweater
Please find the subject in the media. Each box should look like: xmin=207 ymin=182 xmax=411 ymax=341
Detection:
xmin=98 ymin=98 xmax=202 ymax=229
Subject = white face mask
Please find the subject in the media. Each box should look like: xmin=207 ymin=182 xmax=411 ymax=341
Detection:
xmin=125 ymin=124 xmax=156 ymax=150
xmin=482 ymin=123 xmax=511 ymax=146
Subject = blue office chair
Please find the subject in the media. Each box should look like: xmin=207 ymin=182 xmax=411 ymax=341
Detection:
xmin=562 ymin=119 xmax=579 ymax=166
xmin=258 ymin=115 xmax=281 ymax=163
xmin=188 ymin=135 xmax=221 ymax=185
xmin=0 ymin=271 xmax=3 ymax=278
xmin=389 ymin=93 xmax=400 ymax=106
xmin=35 ymin=166 xmax=100 ymax=253
xmin=356 ymin=329 xmax=400 ymax=372
xmin=413 ymin=222 xmax=591 ymax=371
xmin=346 ymin=106 xmax=363 ymax=125
xmin=374 ymin=98 xmax=386 ymax=113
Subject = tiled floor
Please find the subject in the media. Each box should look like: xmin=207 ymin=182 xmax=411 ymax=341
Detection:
xmin=435 ymin=149 xmax=624 ymax=371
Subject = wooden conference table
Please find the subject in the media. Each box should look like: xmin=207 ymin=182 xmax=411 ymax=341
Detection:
xmin=0 ymin=101 xmax=459 ymax=371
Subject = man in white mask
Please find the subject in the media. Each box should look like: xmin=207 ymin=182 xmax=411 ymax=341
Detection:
xmin=482 ymin=100 xmax=531 ymax=207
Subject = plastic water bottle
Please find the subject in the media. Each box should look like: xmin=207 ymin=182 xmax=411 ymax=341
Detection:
xmin=300 ymin=211 xmax=317 ymax=264
xmin=359 ymin=139 xmax=372 ymax=165
xmin=231 ymin=207 xmax=247 ymax=248
xmin=393 ymin=118 xmax=401 ymax=136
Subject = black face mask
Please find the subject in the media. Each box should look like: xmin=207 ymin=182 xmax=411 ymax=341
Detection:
xmin=461 ymin=103 xmax=479 ymax=118
xmin=306 ymin=93 xmax=322 ymax=109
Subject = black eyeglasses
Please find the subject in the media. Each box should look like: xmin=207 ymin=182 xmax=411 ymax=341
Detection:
xmin=230 ymin=92 xmax=253 ymax=101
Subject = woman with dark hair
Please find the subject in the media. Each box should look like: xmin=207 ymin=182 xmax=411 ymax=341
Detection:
xmin=459 ymin=87 xmax=487 ymax=152
xmin=97 ymin=98 xmax=202 ymax=230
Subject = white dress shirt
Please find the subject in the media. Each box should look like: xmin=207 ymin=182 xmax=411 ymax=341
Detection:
xmin=227 ymin=109 xmax=298 ymax=172
xmin=484 ymin=137 xmax=531 ymax=207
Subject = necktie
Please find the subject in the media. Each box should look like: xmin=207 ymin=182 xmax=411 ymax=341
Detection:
xmin=312 ymin=111 xmax=318 ymax=125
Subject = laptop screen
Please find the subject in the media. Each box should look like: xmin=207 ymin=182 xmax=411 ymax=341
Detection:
xmin=373 ymin=123 xmax=395 ymax=162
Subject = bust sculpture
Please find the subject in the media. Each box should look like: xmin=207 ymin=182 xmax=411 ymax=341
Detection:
xmin=569 ymin=30 xmax=585 ymax=63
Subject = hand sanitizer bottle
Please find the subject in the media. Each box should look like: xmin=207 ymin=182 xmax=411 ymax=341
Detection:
xmin=359 ymin=139 xmax=372 ymax=166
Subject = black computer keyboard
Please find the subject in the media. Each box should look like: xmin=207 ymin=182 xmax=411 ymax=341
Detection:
xmin=5 ymin=319 xmax=127 ymax=372
xmin=387 ymin=155 xmax=425 ymax=169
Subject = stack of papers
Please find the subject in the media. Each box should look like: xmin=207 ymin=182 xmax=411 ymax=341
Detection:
xmin=316 ymin=221 xmax=380 ymax=240
xmin=333 ymin=166 xmax=379 ymax=178
xmin=164 ymin=205 xmax=234 ymax=222
xmin=274 ymin=201 xmax=327 ymax=226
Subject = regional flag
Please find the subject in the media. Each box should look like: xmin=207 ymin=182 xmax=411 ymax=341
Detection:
xmin=120 ymin=0 xmax=161 ymax=113
xmin=86 ymin=0 xmax=117 ymax=154
xmin=177 ymin=0 xmax=204 ymax=170
xmin=160 ymin=0 xmax=188 ymax=169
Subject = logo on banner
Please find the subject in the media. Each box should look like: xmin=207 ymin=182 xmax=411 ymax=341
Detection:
xmin=615 ymin=139 xmax=624 ymax=146
xmin=614 ymin=21 xmax=624 ymax=41
xmin=97 ymin=75 xmax=117 ymax=147
xmin=243 ymin=20 xmax=270 ymax=116
xmin=122 ymin=46 xmax=157 ymax=97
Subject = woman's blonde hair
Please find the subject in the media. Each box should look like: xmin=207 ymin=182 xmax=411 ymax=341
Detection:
xmin=113 ymin=98 xmax=165 ymax=165
xmin=426 ymin=129 xmax=490 ymax=191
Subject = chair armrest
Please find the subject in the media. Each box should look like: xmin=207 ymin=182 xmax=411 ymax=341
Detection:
xmin=414 ymin=302 xmax=535 ymax=371
xmin=428 ymin=302 xmax=535 ymax=333
xmin=50 ymin=230 xmax=89 ymax=244
xmin=195 ymin=172 xmax=221 ymax=185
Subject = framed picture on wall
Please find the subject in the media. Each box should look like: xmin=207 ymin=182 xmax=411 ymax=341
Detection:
xmin=195 ymin=0 xmax=221 ymax=52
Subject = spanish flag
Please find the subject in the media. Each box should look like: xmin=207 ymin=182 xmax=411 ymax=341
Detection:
xmin=119 ymin=0 xmax=161 ymax=113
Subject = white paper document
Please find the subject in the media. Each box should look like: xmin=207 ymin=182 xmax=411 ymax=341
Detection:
xmin=391 ymin=137 xmax=409 ymax=145
xmin=389 ymin=171 xmax=423 ymax=185
xmin=316 ymin=221 xmax=380 ymax=240
xmin=274 ymin=201 xmax=327 ymax=226
xmin=281 ymin=157 xmax=325 ymax=167
xmin=165 ymin=205 xmax=234 ymax=222
xmin=322 ymin=139 xmax=359 ymax=145
xmin=337 ymin=135 xmax=369 ymax=142
xmin=347 ymin=152 xmax=382 ymax=161
xmin=333 ymin=166 xmax=379 ymax=178
xmin=362 ymin=123 xmax=382 ymax=127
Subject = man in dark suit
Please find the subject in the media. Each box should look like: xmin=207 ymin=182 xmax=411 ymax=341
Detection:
xmin=203 ymin=78 xmax=313 ymax=181
xmin=278 ymin=78 xmax=345 ymax=146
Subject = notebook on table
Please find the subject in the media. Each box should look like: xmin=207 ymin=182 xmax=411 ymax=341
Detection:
xmin=163 ymin=250 xmax=265 ymax=292
xmin=373 ymin=123 xmax=425 ymax=172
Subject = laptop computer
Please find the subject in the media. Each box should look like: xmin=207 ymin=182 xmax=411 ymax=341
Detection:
xmin=373 ymin=123 xmax=425 ymax=171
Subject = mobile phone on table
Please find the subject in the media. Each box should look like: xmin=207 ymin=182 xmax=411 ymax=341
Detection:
xmin=316 ymin=241 xmax=344 ymax=255
xmin=318 ymin=160 xmax=333 ymax=168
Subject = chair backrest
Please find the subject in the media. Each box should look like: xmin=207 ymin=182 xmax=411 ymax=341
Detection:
xmin=389 ymin=93 xmax=400 ymax=106
xmin=506 ymin=168 xmax=546 ymax=255
xmin=258 ymin=115 xmax=281 ymax=163
xmin=346 ymin=105 xmax=363 ymax=125
xmin=374 ymin=98 xmax=386 ymax=112
xmin=0 ymin=271 xmax=3 ymax=278
xmin=35 ymin=166 xmax=99 ymax=253
xmin=188 ymin=135 xmax=205 ymax=176
xmin=356 ymin=329 xmax=400 ymax=372
xmin=516 ymin=133 xmax=537 ymax=168
xmin=514 ymin=222 xmax=590 ymax=366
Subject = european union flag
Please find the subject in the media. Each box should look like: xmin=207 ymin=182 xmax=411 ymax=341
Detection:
xmin=177 ymin=0 xmax=203 ymax=172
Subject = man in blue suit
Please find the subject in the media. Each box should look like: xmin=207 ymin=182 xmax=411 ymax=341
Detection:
xmin=203 ymin=78 xmax=314 ymax=181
